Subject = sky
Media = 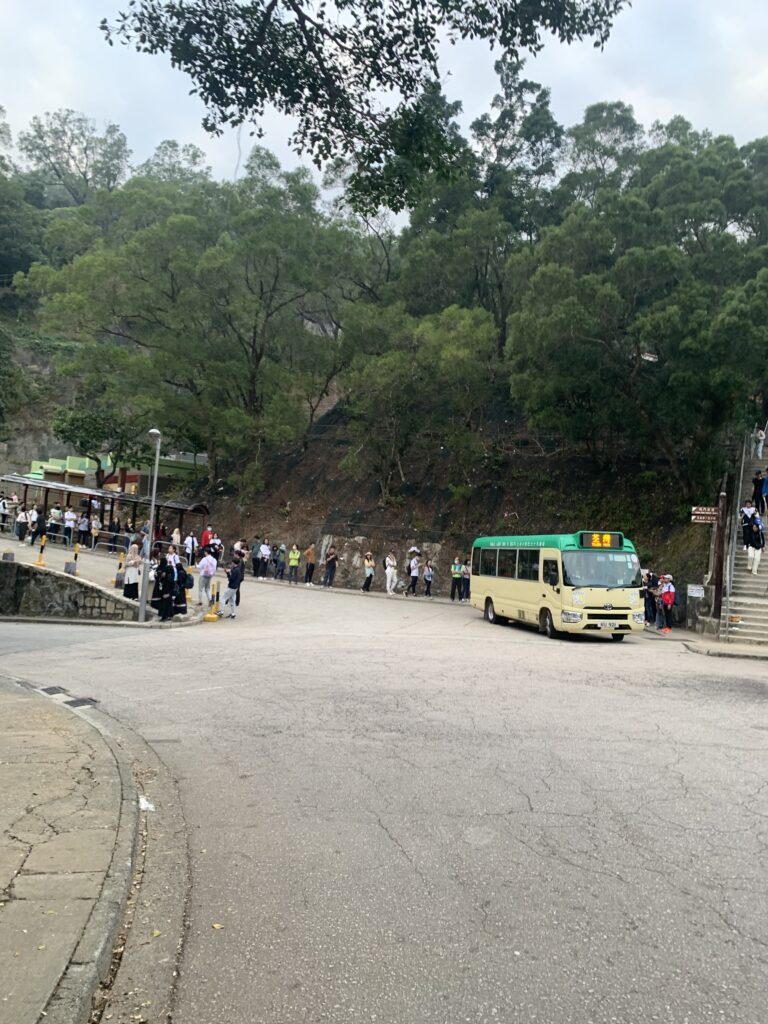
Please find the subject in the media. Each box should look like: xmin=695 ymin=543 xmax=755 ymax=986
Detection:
xmin=2 ymin=0 xmax=768 ymax=181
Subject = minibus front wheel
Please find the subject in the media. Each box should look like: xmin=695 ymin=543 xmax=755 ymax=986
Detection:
xmin=540 ymin=608 xmax=560 ymax=639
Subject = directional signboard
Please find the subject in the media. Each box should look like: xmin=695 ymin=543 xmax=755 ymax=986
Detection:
xmin=691 ymin=505 xmax=719 ymax=524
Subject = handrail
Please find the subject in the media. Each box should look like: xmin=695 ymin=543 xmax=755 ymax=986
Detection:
xmin=722 ymin=432 xmax=749 ymax=641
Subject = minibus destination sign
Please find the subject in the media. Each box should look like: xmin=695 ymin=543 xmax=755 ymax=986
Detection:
xmin=579 ymin=532 xmax=623 ymax=550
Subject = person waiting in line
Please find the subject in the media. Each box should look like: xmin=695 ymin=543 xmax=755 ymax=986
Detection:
xmin=274 ymin=544 xmax=287 ymax=580
xmin=642 ymin=569 xmax=660 ymax=627
xmin=250 ymin=536 xmax=261 ymax=576
xmin=166 ymin=544 xmax=181 ymax=567
xmin=90 ymin=514 xmax=102 ymax=549
xmin=63 ymin=506 xmax=76 ymax=547
xmin=258 ymin=538 xmax=271 ymax=578
xmin=361 ymin=551 xmax=375 ymax=592
xmin=450 ymin=556 xmax=462 ymax=602
xmin=0 ymin=493 xmax=7 ymax=532
xmin=741 ymin=499 xmax=761 ymax=549
xmin=322 ymin=546 xmax=338 ymax=587
xmin=184 ymin=530 xmax=198 ymax=566
xmin=746 ymin=520 xmax=765 ymax=576
xmin=656 ymin=574 xmax=675 ymax=634
xmin=461 ymin=559 xmax=471 ymax=601
xmin=219 ymin=556 xmax=244 ymax=619
xmin=47 ymin=503 xmax=63 ymax=544
xmin=303 ymin=541 xmax=316 ymax=585
xmin=385 ymin=551 xmax=397 ymax=595
xmin=26 ymin=504 xmax=39 ymax=543
xmin=150 ymin=556 xmax=176 ymax=622
xmin=197 ymin=546 xmax=218 ymax=608
xmin=288 ymin=543 xmax=301 ymax=584
xmin=173 ymin=562 xmax=189 ymax=617
xmin=77 ymin=511 xmax=90 ymax=547
xmin=423 ymin=559 xmax=434 ymax=597
xmin=123 ymin=544 xmax=141 ymax=600
xmin=405 ymin=551 xmax=419 ymax=596
xmin=15 ymin=505 xmax=29 ymax=543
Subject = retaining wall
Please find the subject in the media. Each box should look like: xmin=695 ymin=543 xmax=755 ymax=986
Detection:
xmin=0 ymin=561 xmax=142 ymax=622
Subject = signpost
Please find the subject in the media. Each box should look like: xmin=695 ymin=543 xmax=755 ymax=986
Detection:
xmin=691 ymin=506 xmax=719 ymax=524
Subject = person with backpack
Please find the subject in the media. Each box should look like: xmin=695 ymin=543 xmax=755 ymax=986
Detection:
xmin=361 ymin=552 xmax=375 ymax=592
xmin=385 ymin=551 xmax=397 ymax=595
xmin=746 ymin=520 xmax=765 ymax=576
xmin=219 ymin=556 xmax=244 ymax=618
xmin=197 ymin=546 xmax=218 ymax=609
xmin=741 ymin=499 xmax=761 ymax=549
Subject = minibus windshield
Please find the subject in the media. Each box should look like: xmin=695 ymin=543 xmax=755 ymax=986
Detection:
xmin=562 ymin=551 xmax=641 ymax=589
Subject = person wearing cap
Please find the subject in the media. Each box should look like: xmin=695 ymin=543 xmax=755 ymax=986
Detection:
xmin=361 ymin=551 xmax=375 ymax=592
xmin=657 ymin=575 xmax=676 ymax=634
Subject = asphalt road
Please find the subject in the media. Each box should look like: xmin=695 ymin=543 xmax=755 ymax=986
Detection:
xmin=1 ymin=583 xmax=767 ymax=1024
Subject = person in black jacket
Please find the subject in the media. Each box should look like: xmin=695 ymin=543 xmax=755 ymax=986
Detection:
xmin=219 ymin=557 xmax=244 ymax=618
xmin=746 ymin=521 xmax=765 ymax=576
xmin=150 ymin=556 xmax=176 ymax=622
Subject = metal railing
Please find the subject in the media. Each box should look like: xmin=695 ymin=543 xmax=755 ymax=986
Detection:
xmin=721 ymin=432 xmax=749 ymax=641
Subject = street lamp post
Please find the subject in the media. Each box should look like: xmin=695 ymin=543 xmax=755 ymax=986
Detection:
xmin=138 ymin=428 xmax=162 ymax=623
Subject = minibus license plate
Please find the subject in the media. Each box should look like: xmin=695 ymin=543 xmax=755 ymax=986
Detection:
xmin=599 ymin=621 xmax=620 ymax=630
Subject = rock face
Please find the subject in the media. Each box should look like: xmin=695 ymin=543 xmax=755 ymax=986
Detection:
xmin=0 ymin=562 xmax=141 ymax=621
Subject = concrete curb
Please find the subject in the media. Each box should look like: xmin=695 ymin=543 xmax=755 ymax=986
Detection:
xmin=682 ymin=640 xmax=768 ymax=661
xmin=20 ymin=694 xmax=141 ymax=1024
xmin=0 ymin=609 xmax=204 ymax=629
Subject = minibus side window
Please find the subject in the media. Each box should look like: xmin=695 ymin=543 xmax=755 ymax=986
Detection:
xmin=517 ymin=549 xmax=540 ymax=581
xmin=480 ymin=548 xmax=498 ymax=576
xmin=498 ymin=550 xmax=517 ymax=578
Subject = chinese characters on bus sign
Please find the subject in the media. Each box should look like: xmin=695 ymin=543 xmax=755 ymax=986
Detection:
xmin=579 ymin=532 xmax=623 ymax=549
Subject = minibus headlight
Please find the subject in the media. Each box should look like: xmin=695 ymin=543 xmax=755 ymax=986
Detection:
xmin=561 ymin=611 xmax=583 ymax=623
xmin=632 ymin=612 xmax=645 ymax=624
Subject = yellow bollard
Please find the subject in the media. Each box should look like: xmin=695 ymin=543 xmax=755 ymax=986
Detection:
xmin=74 ymin=542 xmax=80 ymax=577
xmin=204 ymin=580 xmax=219 ymax=623
xmin=35 ymin=535 xmax=47 ymax=567
xmin=112 ymin=550 xmax=125 ymax=587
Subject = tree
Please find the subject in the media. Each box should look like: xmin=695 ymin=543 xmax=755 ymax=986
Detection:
xmin=52 ymin=406 xmax=151 ymax=487
xmin=18 ymin=109 xmax=131 ymax=206
xmin=102 ymin=0 xmax=626 ymax=209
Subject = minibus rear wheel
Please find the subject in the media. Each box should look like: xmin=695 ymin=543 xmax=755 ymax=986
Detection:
xmin=484 ymin=598 xmax=507 ymax=626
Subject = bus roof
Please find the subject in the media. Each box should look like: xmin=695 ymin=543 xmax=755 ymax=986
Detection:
xmin=472 ymin=532 xmax=637 ymax=553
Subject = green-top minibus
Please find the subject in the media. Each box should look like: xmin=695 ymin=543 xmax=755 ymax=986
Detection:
xmin=470 ymin=531 xmax=644 ymax=641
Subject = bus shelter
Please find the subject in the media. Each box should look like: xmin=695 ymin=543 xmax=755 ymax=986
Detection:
xmin=0 ymin=473 xmax=209 ymax=534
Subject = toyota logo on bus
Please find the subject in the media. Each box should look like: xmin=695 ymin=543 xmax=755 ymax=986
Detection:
xmin=603 ymin=603 xmax=614 ymax=611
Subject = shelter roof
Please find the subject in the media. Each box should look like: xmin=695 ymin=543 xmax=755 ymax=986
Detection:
xmin=0 ymin=474 xmax=209 ymax=516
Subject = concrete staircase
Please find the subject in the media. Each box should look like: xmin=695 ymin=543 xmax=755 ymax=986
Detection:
xmin=723 ymin=454 xmax=768 ymax=645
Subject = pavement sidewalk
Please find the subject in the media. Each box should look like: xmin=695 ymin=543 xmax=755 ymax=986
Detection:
xmin=0 ymin=678 xmax=137 ymax=1024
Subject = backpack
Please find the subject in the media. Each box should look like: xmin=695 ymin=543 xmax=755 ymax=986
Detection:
xmin=382 ymin=558 xmax=388 ymax=570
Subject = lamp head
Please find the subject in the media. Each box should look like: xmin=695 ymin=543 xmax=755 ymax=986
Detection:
xmin=148 ymin=428 xmax=161 ymax=441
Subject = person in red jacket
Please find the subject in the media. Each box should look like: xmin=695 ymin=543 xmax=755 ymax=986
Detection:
xmin=200 ymin=524 xmax=213 ymax=548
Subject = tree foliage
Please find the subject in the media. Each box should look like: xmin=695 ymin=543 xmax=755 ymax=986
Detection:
xmin=102 ymin=0 xmax=626 ymax=209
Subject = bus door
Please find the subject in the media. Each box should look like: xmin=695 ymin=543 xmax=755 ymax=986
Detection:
xmin=541 ymin=554 xmax=561 ymax=618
